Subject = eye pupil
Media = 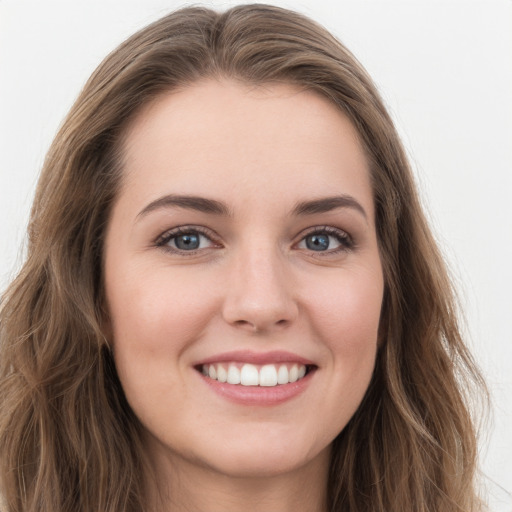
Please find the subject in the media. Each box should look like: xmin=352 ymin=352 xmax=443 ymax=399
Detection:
xmin=306 ymin=234 xmax=330 ymax=251
xmin=175 ymin=233 xmax=200 ymax=250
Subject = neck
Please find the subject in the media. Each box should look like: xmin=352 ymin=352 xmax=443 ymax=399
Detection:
xmin=145 ymin=444 xmax=330 ymax=512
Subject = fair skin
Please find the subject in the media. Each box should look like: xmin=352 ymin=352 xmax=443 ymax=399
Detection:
xmin=104 ymin=79 xmax=384 ymax=512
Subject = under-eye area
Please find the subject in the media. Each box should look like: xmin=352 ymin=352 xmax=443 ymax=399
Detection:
xmin=196 ymin=363 xmax=317 ymax=387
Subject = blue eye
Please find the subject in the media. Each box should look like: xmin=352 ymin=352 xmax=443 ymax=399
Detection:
xmin=297 ymin=228 xmax=352 ymax=253
xmin=174 ymin=233 xmax=201 ymax=250
xmin=305 ymin=233 xmax=331 ymax=251
xmin=156 ymin=228 xmax=215 ymax=253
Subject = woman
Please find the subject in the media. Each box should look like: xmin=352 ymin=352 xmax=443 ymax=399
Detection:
xmin=0 ymin=4 xmax=487 ymax=511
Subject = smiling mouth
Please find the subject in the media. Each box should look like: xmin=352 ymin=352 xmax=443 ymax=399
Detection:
xmin=197 ymin=362 xmax=315 ymax=387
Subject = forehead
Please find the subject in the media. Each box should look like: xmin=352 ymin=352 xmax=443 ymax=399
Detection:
xmin=118 ymin=79 xmax=373 ymax=218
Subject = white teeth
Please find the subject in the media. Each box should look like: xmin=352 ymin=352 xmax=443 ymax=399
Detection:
xmin=227 ymin=365 xmax=241 ymax=384
xmin=259 ymin=364 xmax=278 ymax=386
xmin=217 ymin=364 xmax=227 ymax=383
xmin=201 ymin=362 xmax=309 ymax=387
xmin=277 ymin=365 xmax=289 ymax=384
xmin=241 ymin=364 xmax=259 ymax=386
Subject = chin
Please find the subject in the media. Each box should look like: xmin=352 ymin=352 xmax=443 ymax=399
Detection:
xmin=182 ymin=424 xmax=332 ymax=479
xmin=202 ymin=448 xmax=328 ymax=480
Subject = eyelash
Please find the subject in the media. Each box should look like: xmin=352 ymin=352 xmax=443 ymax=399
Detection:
xmin=154 ymin=225 xmax=355 ymax=255
xmin=155 ymin=225 xmax=219 ymax=254
xmin=298 ymin=226 xmax=355 ymax=254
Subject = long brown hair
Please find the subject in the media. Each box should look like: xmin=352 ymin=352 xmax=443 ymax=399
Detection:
xmin=0 ymin=5 xmax=486 ymax=511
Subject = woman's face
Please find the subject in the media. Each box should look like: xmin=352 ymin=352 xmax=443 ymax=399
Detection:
xmin=104 ymin=80 xmax=384 ymax=479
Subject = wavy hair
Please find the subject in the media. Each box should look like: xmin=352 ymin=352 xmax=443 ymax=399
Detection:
xmin=0 ymin=5 xmax=486 ymax=511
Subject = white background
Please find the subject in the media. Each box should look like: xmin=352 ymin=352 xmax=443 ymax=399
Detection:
xmin=1 ymin=0 xmax=511 ymax=508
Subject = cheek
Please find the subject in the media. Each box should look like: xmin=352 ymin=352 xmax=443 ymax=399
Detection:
xmin=293 ymin=267 xmax=383 ymax=444
xmin=104 ymin=266 xmax=218 ymax=409
xmin=304 ymin=265 xmax=383 ymax=401
xmin=107 ymin=265 xmax=217 ymax=353
xmin=307 ymin=267 xmax=383 ymax=349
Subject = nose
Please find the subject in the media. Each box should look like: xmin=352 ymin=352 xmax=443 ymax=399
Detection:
xmin=222 ymin=248 xmax=299 ymax=333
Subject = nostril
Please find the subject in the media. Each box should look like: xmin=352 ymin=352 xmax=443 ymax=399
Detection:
xmin=232 ymin=318 xmax=290 ymax=332
xmin=234 ymin=319 xmax=253 ymax=328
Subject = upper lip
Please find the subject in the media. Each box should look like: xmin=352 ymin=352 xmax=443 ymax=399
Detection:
xmin=194 ymin=350 xmax=315 ymax=366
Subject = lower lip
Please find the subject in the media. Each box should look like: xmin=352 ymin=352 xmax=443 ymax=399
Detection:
xmin=198 ymin=369 xmax=315 ymax=406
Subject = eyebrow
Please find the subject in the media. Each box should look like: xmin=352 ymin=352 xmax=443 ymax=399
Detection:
xmin=137 ymin=194 xmax=231 ymax=219
xmin=292 ymin=195 xmax=367 ymax=220
xmin=136 ymin=193 xmax=367 ymax=221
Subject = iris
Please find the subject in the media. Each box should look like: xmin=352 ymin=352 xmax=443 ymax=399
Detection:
xmin=305 ymin=234 xmax=330 ymax=251
xmin=174 ymin=233 xmax=200 ymax=250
